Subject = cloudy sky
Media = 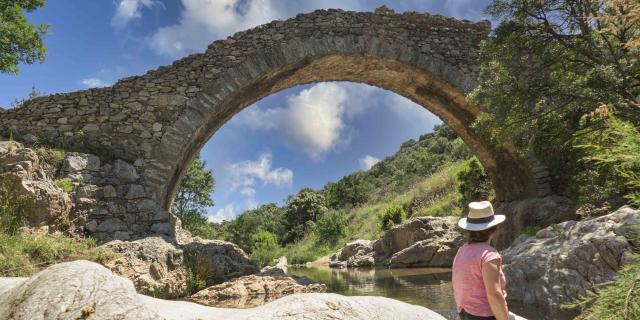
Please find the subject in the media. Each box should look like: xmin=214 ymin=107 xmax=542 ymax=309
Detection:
xmin=0 ymin=0 xmax=492 ymax=222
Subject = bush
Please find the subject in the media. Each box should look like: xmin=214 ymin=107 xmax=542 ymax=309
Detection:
xmin=35 ymin=147 xmax=66 ymax=175
xmin=314 ymin=211 xmax=348 ymax=245
xmin=456 ymin=156 xmax=493 ymax=208
xmin=54 ymin=178 xmax=74 ymax=193
xmin=249 ymin=230 xmax=279 ymax=268
xmin=378 ymin=204 xmax=406 ymax=230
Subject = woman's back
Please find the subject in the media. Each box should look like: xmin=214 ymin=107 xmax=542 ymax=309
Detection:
xmin=452 ymin=242 xmax=506 ymax=317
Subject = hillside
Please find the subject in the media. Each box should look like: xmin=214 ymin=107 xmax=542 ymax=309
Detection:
xmin=209 ymin=125 xmax=491 ymax=265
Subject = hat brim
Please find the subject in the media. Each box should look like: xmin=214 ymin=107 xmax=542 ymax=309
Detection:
xmin=458 ymin=215 xmax=506 ymax=231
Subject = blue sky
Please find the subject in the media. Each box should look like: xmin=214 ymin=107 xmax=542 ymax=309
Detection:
xmin=0 ymin=0 xmax=492 ymax=222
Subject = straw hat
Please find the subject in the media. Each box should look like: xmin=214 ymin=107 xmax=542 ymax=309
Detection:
xmin=458 ymin=201 xmax=505 ymax=231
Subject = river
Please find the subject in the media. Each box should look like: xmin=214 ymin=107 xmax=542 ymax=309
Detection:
xmin=288 ymin=266 xmax=573 ymax=320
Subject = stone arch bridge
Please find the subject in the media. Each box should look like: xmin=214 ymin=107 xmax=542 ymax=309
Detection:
xmin=0 ymin=7 xmax=550 ymax=241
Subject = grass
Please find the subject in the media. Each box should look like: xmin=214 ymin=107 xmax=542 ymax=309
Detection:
xmin=0 ymin=232 xmax=114 ymax=277
xmin=34 ymin=147 xmax=66 ymax=176
xmin=0 ymin=183 xmax=113 ymax=277
xmin=54 ymin=178 xmax=75 ymax=193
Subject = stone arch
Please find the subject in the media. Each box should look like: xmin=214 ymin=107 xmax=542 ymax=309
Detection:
xmin=0 ymin=7 xmax=542 ymax=241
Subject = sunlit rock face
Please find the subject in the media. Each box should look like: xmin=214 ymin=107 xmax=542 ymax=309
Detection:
xmin=0 ymin=7 xmax=547 ymax=241
xmin=0 ymin=260 xmax=447 ymax=320
xmin=502 ymin=206 xmax=639 ymax=314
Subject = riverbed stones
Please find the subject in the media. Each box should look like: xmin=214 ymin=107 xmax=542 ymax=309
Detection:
xmin=0 ymin=260 xmax=447 ymax=320
xmin=187 ymin=273 xmax=326 ymax=308
xmin=502 ymin=206 xmax=639 ymax=314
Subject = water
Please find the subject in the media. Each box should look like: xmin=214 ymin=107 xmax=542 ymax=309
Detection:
xmin=288 ymin=266 xmax=575 ymax=320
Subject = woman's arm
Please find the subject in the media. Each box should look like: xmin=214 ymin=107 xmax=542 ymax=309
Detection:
xmin=482 ymin=259 xmax=509 ymax=320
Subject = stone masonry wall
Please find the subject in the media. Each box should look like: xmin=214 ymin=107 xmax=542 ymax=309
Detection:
xmin=0 ymin=7 xmax=541 ymax=241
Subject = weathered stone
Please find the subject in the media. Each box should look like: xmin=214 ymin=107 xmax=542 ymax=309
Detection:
xmin=180 ymin=239 xmax=259 ymax=285
xmin=103 ymin=236 xmax=188 ymax=298
xmin=126 ymin=184 xmax=146 ymax=199
xmin=103 ymin=185 xmax=117 ymax=198
xmin=0 ymin=261 xmax=447 ymax=320
xmin=187 ymin=273 xmax=326 ymax=308
xmin=503 ymin=206 xmax=639 ymax=315
xmin=112 ymin=160 xmax=139 ymax=182
xmin=61 ymin=153 xmax=101 ymax=172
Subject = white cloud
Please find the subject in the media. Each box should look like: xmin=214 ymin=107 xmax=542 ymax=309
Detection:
xmin=112 ymin=0 xmax=158 ymax=28
xmin=228 ymin=152 xmax=293 ymax=190
xmin=80 ymin=78 xmax=109 ymax=88
xmin=239 ymin=187 xmax=258 ymax=210
xmin=149 ymin=0 xmax=280 ymax=57
xmin=210 ymin=204 xmax=236 ymax=222
xmin=235 ymin=82 xmax=375 ymax=159
xmin=360 ymin=155 xmax=380 ymax=170
xmin=387 ymin=94 xmax=442 ymax=132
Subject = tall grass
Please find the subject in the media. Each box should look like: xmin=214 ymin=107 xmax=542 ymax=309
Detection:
xmin=0 ymin=184 xmax=113 ymax=277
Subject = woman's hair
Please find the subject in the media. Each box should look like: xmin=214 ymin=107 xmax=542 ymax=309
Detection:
xmin=467 ymin=226 xmax=497 ymax=244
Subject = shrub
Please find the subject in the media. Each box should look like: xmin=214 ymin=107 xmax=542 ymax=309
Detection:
xmin=249 ymin=230 xmax=279 ymax=268
xmin=378 ymin=204 xmax=406 ymax=230
xmin=314 ymin=211 xmax=348 ymax=245
xmin=54 ymin=178 xmax=74 ymax=193
xmin=456 ymin=156 xmax=493 ymax=208
xmin=35 ymin=147 xmax=66 ymax=175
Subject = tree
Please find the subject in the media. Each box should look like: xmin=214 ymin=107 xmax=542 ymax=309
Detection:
xmin=314 ymin=211 xmax=348 ymax=245
xmin=1 ymin=1 xmax=49 ymax=74
xmin=377 ymin=204 xmax=406 ymax=230
xmin=456 ymin=157 xmax=494 ymax=208
xmin=469 ymin=0 xmax=640 ymax=203
xmin=249 ymin=230 xmax=279 ymax=267
xmin=171 ymin=156 xmax=216 ymax=239
xmin=226 ymin=203 xmax=285 ymax=252
xmin=282 ymin=188 xmax=326 ymax=244
xmin=324 ymin=174 xmax=370 ymax=209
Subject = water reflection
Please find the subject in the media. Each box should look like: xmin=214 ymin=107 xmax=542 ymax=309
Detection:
xmin=288 ymin=267 xmax=459 ymax=319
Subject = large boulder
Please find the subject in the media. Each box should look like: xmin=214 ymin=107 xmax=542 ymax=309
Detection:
xmin=187 ymin=273 xmax=326 ymax=308
xmin=0 ymin=260 xmax=447 ymax=320
xmin=493 ymin=196 xmax=578 ymax=249
xmin=103 ymin=236 xmax=188 ymax=298
xmin=0 ymin=260 xmax=162 ymax=320
xmin=180 ymin=239 xmax=259 ymax=285
xmin=372 ymin=216 xmax=463 ymax=266
xmin=502 ymin=206 xmax=639 ymax=314
xmin=331 ymin=216 xmax=463 ymax=268
xmin=0 ymin=140 xmax=72 ymax=229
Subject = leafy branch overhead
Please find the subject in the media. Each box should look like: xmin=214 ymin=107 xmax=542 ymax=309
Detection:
xmin=0 ymin=0 xmax=49 ymax=74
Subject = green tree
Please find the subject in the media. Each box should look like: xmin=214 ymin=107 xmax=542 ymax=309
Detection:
xmin=249 ymin=230 xmax=279 ymax=267
xmin=324 ymin=174 xmax=370 ymax=209
xmin=314 ymin=211 xmax=348 ymax=245
xmin=226 ymin=203 xmax=284 ymax=252
xmin=378 ymin=204 xmax=407 ymax=230
xmin=172 ymin=156 xmax=216 ymax=239
xmin=456 ymin=157 xmax=494 ymax=208
xmin=469 ymin=0 xmax=640 ymax=203
xmin=1 ymin=1 xmax=49 ymax=74
xmin=282 ymin=188 xmax=326 ymax=244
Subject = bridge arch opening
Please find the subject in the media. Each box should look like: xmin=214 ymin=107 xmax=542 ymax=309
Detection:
xmin=156 ymin=52 xmax=537 ymax=212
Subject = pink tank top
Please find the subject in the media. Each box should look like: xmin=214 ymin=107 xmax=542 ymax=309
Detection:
xmin=451 ymin=242 xmax=507 ymax=317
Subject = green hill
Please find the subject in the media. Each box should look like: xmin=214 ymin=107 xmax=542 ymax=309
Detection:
xmin=208 ymin=125 xmax=492 ymax=266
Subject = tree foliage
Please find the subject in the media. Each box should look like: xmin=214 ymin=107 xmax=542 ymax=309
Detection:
xmin=314 ymin=211 xmax=348 ymax=245
xmin=171 ymin=156 xmax=216 ymax=239
xmin=0 ymin=0 xmax=49 ymax=74
xmin=324 ymin=174 xmax=370 ymax=209
xmin=456 ymin=157 xmax=494 ymax=208
xmin=282 ymin=188 xmax=327 ymax=244
xmin=225 ymin=204 xmax=284 ymax=252
xmin=249 ymin=230 xmax=279 ymax=268
xmin=470 ymin=0 xmax=640 ymax=204
xmin=378 ymin=204 xmax=407 ymax=230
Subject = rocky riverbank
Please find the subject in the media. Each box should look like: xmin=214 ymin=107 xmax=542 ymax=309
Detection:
xmin=0 ymin=260 xmax=447 ymax=320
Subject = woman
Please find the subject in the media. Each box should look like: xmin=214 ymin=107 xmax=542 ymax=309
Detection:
xmin=452 ymin=201 xmax=511 ymax=320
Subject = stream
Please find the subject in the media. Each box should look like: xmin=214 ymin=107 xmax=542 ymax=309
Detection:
xmin=288 ymin=266 xmax=572 ymax=320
